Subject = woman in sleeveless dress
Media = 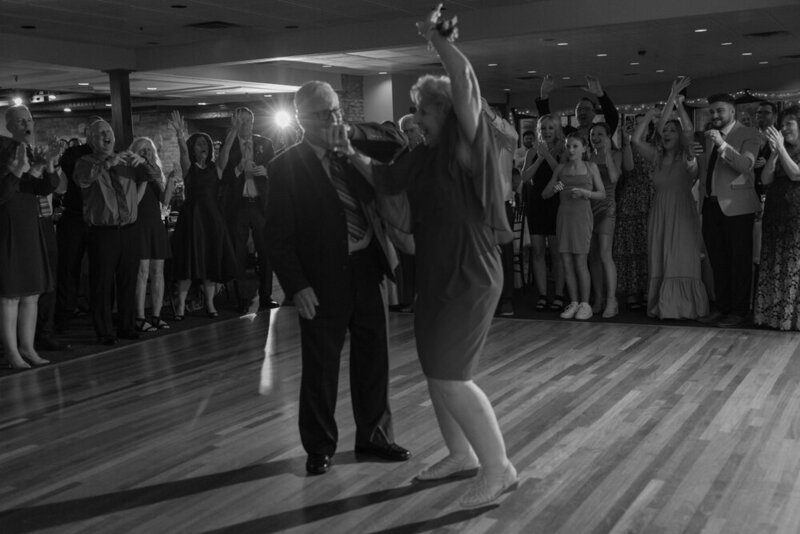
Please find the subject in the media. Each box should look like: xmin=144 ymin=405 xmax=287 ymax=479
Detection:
xmin=168 ymin=111 xmax=238 ymax=319
xmin=543 ymin=131 xmax=605 ymax=320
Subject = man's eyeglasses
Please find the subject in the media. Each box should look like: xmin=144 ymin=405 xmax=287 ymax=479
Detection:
xmin=300 ymin=108 xmax=343 ymax=122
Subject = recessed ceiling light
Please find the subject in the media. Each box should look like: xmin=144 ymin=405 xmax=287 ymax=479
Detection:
xmin=557 ymin=42 xmax=568 ymax=46
xmin=562 ymin=76 xmax=571 ymax=80
xmin=146 ymin=87 xmax=158 ymax=91
xmin=742 ymin=52 xmax=753 ymax=56
xmin=488 ymin=63 xmax=498 ymax=67
xmin=216 ymin=91 xmax=226 ymax=94
xmin=105 ymin=103 xmax=112 ymax=107
xmin=378 ymin=71 xmax=387 ymax=75
xmin=12 ymin=97 xmax=23 ymax=106
xmin=721 ymin=42 xmax=733 ymax=46
xmin=198 ymin=102 xmax=207 ymax=106
xmin=656 ymin=69 xmax=665 ymax=73
xmin=264 ymin=94 xmax=273 ymax=98
xmin=694 ymin=28 xmax=708 ymax=33
xmin=527 ymin=70 xmax=537 ymax=73
xmin=597 ymin=53 xmax=607 ymax=57
xmin=322 ymin=65 xmax=332 ymax=68
xmin=630 ymin=62 xmax=640 ymax=65
xmin=64 ymin=108 xmax=72 ymax=113
xmin=48 ymin=95 xmax=56 ymax=101
xmin=78 ymin=82 xmax=90 ymax=86
xmin=20 ymin=25 xmax=36 ymax=29
xmin=759 ymin=61 xmax=769 ymax=64
xmin=504 ymin=88 xmax=510 ymax=92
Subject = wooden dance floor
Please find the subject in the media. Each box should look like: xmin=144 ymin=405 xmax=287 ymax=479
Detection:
xmin=3 ymin=309 xmax=800 ymax=533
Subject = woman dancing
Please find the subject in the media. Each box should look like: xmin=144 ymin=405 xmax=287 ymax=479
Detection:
xmin=373 ymin=5 xmax=518 ymax=508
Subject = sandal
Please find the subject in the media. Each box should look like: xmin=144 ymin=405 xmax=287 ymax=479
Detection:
xmin=135 ymin=318 xmax=157 ymax=332
xmin=535 ymin=297 xmax=548 ymax=311
xmin=550 ymin=296 xmax=564 ymax=311
xmin=151 ymin=316 xmax=170 ymax=330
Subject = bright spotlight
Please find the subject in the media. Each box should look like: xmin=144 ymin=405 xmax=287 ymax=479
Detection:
xmin=12 ymin=97 xmax=23 ymax=106
xmin=274 ymin=110 xmax=292 ymax=129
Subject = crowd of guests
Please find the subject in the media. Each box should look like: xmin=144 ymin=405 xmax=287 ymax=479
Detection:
xmin=0 ymin=103 xmax=282 ymax=365
xmin=516 ymin=75 xmax=800 ymax=331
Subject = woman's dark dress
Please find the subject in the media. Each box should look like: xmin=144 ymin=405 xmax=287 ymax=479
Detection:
xmin=376 ymin=113 xmax=512 ymax=380
xmin=171 ymin=164 xmax=237 ymax=282
xmin=137 ymin=178 xmax=171 ymax=260
xmin=526 ymin=149 xmax=560 ymax=236
xmin=0 ymin=170 xmax=57 ymax=297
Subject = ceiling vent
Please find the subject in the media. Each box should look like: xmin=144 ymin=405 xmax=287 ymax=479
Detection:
xmin=744 ymin=30 xmax=789 ymax=38
xmin=185 ymin=21 xmax=242 ymax=30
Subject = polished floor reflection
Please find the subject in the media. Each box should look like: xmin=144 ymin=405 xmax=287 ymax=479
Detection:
xmin=2 ymin=308 xmax=800 ymax=533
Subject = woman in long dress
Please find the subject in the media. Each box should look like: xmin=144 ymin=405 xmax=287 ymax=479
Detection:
xmin=373 ymin=5 xmax=517 ymax=508
xmin=168 ymin=111 xmax=239 ymax=319
xmin=754 ymin=105 xmax=800 ymax=330
xmin=632 ymin=90 xmax=708 ymax=319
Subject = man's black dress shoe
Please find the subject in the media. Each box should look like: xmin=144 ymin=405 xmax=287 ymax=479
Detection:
xmin=354 ymin=442 xmax=411 ymax=462
xmin=306 ymin=454 xmax=332 ymax=475
xmin=35 ymin=337 xmax=72 ymax=351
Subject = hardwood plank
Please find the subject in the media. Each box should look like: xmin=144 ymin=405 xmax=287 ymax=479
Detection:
xmin=4 ymin=311 xmax=800 ymax=533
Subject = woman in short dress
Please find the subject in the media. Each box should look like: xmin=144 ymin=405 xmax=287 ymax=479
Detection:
xmin=373 ymin=5 xmax=517 ymax=508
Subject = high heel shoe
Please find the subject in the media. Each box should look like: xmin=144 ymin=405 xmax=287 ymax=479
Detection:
xmin=602 ymin=297 xmax=619 ymax=318
xmin=207 ymin=310 xmax=219 ymax=318
xmin=20 ymin=353 xmax=50 ymax=367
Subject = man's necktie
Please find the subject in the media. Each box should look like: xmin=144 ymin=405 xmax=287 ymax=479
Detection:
xmin=37 ymin=196 xmax=52 ymax=218
xmin=327 ymin=151 xmax=368 ymax=242
xmin=108 ymin=166 xmax=131 ymax=222
xmin=706 ymin=141 xmax=720 ymax=197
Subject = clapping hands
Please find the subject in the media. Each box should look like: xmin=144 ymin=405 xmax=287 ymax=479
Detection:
xmin=765 ymin=125 xmax=784 ymax=152
xmin=8 ymin=144 xmax=30 ymax=177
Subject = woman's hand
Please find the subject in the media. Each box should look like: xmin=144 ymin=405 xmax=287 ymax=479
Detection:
xmin=570 ymin=188 xmax=588 ymax=199
xmin=8 ymin=143 xmax=30 ymax=177
xmin=670 ymin=76 xmax=691 ymax=100
xmin=553 ymin=180 xmax=565 ymax=193
xmin=416 ymin=3 xmax=458 ymax=43
xmin=168 ymin=110 xmax=184 ymax=135
xmin=765 ymin=125 xmax=784 ymax=152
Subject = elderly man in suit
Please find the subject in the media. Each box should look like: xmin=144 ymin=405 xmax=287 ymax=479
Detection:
xmin=698 ymin=93 xmax=761 ymax=328
xmin=221 ymin=107 xmax=277 ymax=312
xmin=266 ymin=80 xmax=410 ymax=476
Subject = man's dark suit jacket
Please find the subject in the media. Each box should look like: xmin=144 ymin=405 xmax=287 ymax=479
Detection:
xmin=266 ymin=123 xmax=406 ymax=315
xmin=221 ymin=134 xmax=274 ymax=218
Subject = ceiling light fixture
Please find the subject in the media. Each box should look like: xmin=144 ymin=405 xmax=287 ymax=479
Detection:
xmin=198 ymin=102 xmax=207 ymax=106
xmin=597 ymin=53 xmax=607 ymax=57
xmin=78 ymin=82 xmax=90 ymax=86
xmin=656 ymin=69 xmax=665 ymax=73
xmin=527 ymin=70 xmax=537 ymax=73
xmin=488 ymin=63 xmax=498 ymax=67
xmin=64 ymin=108 xmax=72 ymax=113
xmin=694 ymin=28 xmax=708 ymax=33
xmin=742 ymin=52 xmax=753 ymax=56
xmin=12 ymin=97 xmax=23 ymax=106
xmin=557 ymin=42 xmax=568 ymax=46
xmin=146 ymin=87 xmax=158 ymax=91
xmin=630 ymin=62 xmax=640 ymax=65
xmin=721 ymin=42 xmax=733 ymax=46
xmin=759 ymin=61 xmax=769 ymax=64
xmin=378 ymin=71 xmax=387 ymax=75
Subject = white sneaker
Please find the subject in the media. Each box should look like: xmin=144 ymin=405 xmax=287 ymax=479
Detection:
xmin=560 ymin=302 xmax=579 ymax=319
xmin=575 ymin=302 xmax=593 ymax=320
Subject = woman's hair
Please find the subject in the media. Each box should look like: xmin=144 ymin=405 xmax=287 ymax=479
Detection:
xmin=186 ymin=132 xmax=214 ymax=166
xmin=537 ymin=114 xmax=565 ymax=145
xmin=654 ymin=119 xmax=690 ymax=169
xmin=565 ymin=130 xmax=590 ymax=160
xmin=410 ymin=74 xmax=453 ymax=114
xmin=779 ymin=105 xmax=800 ymax=129
xmin=129 ymin=137 xmax=163 ymax=170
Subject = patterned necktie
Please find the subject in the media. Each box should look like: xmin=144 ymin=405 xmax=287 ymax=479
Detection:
xmin=706 ymin=142 xmax=719 ymax=197
xmin=38 ymin=196 xmax=53 ymax=217
xmin=108 ymin=166 xmax=131 ymax=222
xmin=327 ymin=151 xmax=367 ymax=242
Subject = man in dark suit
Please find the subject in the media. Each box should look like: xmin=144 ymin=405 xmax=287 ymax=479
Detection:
xmin=266 ymin=80 xmax=410 ymax=476
xmin=221 ymin=107 xmax=277 ymax=312
xmin=697 ymin=93 xmax=761 ymax=328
